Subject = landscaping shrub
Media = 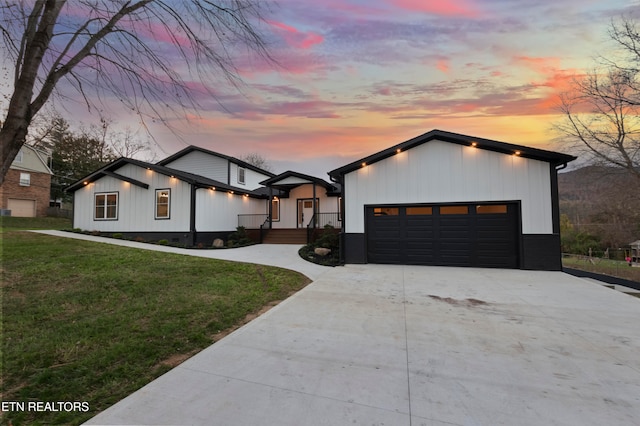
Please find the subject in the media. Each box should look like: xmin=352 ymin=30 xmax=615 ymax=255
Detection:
xmin=299 ymin=225 xmax=340 ymax=266
xmin=227 ymin=226 xmax=253 ymax=248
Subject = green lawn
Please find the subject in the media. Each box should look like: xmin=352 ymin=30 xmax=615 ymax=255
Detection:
xmin=0 ymin=216 xmax=72 ymax=232
xmin=1 ymin=221 xmax=310 ymax=425
xmin=563 ymin=255 xmax=640 ymax=283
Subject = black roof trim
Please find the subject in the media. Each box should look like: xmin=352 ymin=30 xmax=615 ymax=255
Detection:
xmin=328 ymin=129 xmax=577 ymax=179
xmin=66 ymin=158 xmax=268 ymax=198
xmin=157 ymin=145 xmax=277 ymax=178
xmin=102 ymin=170 xmax=149 ymax=189
xmin=260 ymin=170 xmax=338 ymax=191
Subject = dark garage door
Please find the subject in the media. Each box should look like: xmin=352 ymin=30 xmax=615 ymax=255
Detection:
xmin=366 ymin=203 xmax=519 ymax=268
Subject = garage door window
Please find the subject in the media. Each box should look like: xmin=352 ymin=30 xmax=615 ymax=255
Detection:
xmin=374 ymin=207 xmax=399 ymax=216
xmin=95 ymin=192 xmax=118 ymax=220
xmin=440 ymin=205 xmax=469 ymax=214
xmin=406 ymin=206 xmax=433 ymax=215
xmin=476 ymin=204 xmax=508 ymax=214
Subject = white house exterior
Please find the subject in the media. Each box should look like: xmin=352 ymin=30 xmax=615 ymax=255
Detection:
xmin=68 ymin=148 xmax=339 ymax=246
xmin=328 ymin=130 xmax=576 ymax=270
xmin=69 ymin=129 xmax=574 ymax=270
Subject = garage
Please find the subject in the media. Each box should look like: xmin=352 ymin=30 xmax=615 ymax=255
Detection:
xmin=366 ymin=203 xmax=520 ymax=268
xmin=329 ymin=130 xmax=577 ymax=270
xmin=7 ymin=198 xmax=36 ymax=217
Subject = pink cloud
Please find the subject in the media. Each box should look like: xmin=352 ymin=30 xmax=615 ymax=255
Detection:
xmin=389 ymin=0 xmax=480 ymax=17
xmin=436 ymin=59 xmax=450 ymax=74
xmin=268 ymin=20 xmax=324 ymax=49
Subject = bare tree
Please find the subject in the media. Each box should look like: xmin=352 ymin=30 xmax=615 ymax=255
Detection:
xmin=239 ymin=152 xmax=273 ymax=172
xmin=0 ymin=0 xmax=275 ymax=184
xmin=87 ymin=117 xmax=158 ymax=161
xmin=556 ymin=17 xmax=640 ymax=181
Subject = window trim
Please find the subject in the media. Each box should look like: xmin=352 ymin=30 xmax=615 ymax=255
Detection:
xmin=94 ymin=192 xmax=119 ymax=221
xmin=238 ymin=167 xmax=246 ymax=185
xmin=19 ymin=172 xmax=30 ymax=186
xmin=155 ymin=188 xmax=171 ymax=220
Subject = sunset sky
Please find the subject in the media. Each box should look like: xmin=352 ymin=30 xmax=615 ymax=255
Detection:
xmin=5 ymin=0 xmax=640 ymax=177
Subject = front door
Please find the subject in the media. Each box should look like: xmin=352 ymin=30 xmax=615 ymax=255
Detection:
xmin=297 ymin=199 xmax=318 ymax=228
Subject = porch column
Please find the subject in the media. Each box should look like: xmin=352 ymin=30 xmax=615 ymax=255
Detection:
xmin=268 ymin=188 xmax=273 ymax=228
xmin=312 ymin=182 xmax=317 ymax=228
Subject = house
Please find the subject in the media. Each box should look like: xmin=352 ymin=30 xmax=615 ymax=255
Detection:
xmin=630 ymin=240 xmax=640 ymax=265
xmin=328 ymin=129 xmax=576 ymax=270
xmin=68 ymin=129 xmax=575 ymax=271
xmin=67 ymin=146 xmax=341 ymax=246
xmin=0 ymin=145 xmax=53 ymax=217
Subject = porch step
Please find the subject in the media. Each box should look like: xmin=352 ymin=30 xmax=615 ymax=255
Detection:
xmin=262 ymin=229 xmax=307 ymax=244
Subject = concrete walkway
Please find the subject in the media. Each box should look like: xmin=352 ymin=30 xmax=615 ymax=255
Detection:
xmin=36 ymin=231 xmax=640 ymax=425
xmin=35 ymin=230 xmax=329 ymax=281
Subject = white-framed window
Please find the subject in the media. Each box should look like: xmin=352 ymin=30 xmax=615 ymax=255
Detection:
xmin=94 ymin=192 xmax=118 ymax=220
xmin=271 ymin=197 xmax=280 ymax=221
xmin=155 ymin=189 xmax=170 ymax=219
xmin=19 ymin=172 xmax=30 ymax=186
xmin=238 ymin=167 xmax=246 ymax=185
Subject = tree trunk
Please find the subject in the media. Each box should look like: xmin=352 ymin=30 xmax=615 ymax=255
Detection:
xmin=0 ymin=111 xmax=31 ymax=186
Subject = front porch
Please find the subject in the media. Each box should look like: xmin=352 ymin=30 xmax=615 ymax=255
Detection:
xmin=238 ymin=212 xmax=342 ymax=244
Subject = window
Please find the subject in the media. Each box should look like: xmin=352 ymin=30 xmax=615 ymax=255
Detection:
xmin=238 ymin=167 xmax=246 ymax=185
xmin=155 ymin=189 xmax=170 ymax=219
xmin=15 ymin=149 xmax=23 ymax=163
xmin=407 ymin=206 xmax=433 ymax=215
xmin=476 ymin=204 xmax=508 ymax=214
xmin=95 ymin=192 xmax=118 ymax=220
xmin=19 ymin=173 xmax=30 ymax=186
xmin=271 ymin=197 xmax=280 ymax=221
xmin=440 ymin=205 xmax=469 ymax=215
xmin=374 ymin=207 xmax=399 ymax=216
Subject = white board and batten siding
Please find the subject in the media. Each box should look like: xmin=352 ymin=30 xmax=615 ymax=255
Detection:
xmin=162 ymin=150 xmax=272 ymax=190
xmin=228 ymin=162 xmax=271 ymax=190
xmin=196 ymin=189 xmax=267 ymax=231
xmin=162 ymin=150 xmax=228 ymax=182
xmin=73 ymin=164 xmax=191 ymax=232
xmin=344 ymin=140 xmax=554 ymax=234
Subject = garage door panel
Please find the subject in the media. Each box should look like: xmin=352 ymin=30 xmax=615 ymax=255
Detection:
xmin=7 ymin=199 xmax=36 ymax=217
xmin=367 ymin=204 xmax=519 ymax=268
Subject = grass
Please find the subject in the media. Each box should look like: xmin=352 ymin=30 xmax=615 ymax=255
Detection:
xmin=0 ymin=216 xmax=72 ymax=232
xmin=562 ymin=255 xmax=640 ymax=283
xmin=1 ymin=219 xmax=310 ymax=425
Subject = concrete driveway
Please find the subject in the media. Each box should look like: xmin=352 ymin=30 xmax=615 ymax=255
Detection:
xmin=35 ymin=232 xmax=640 ymax=425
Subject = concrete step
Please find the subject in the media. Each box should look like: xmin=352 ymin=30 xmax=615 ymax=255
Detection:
xmin=262 ymin=229 xmax=307 ymax=244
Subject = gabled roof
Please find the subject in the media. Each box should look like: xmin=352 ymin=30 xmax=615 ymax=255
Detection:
xmin=157 ymin=145 xmax=276 ymax=178
xmin=260 ymin=171 xmax=340 ymax=194
xmin=66 ymin=157 xmax=268 ymax=198
xmin=12 ymin=145 xmax=53 ymax=175
xmin=328 ymin=129 xmax=577 ymax=180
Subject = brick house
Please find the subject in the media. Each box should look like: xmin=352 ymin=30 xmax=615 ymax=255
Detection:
xmin=0 ymin=145 xmax=53 ymax=217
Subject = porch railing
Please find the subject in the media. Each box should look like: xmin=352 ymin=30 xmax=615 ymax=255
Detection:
xmin=259 ymin=216 xmax=270 ymax=244
xmin=308 ymin=212 xmax=341 ymax=229
xmin=238 ymin=214 xmax=269 ymax=229
xmin=306 ymin=212 xmax=341 ymax=243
